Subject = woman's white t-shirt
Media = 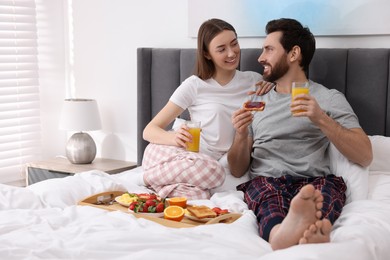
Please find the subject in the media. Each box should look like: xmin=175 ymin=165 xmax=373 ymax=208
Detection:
xmin=170 ymin=70 xmax=263 ymax=160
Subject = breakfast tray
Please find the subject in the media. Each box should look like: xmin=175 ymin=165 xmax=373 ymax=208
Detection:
xmin=78 ymin=191 xmax=241 ymax=228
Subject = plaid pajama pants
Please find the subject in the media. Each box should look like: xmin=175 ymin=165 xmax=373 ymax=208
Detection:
xmin=142 ymin=144 xmax=225 ymax=199
xmin=237 ymin=174 xmax=346 ymax=242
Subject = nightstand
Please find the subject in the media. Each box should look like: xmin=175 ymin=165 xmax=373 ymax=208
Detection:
xmin=25 ymin=157 xmax=137 ymax=186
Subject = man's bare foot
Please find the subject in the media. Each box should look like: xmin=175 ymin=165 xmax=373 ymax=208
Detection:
xmin=298 ymin=219 xmax=332 ymax=244
xmin=269 ymin=184 xmax=323 ymax=250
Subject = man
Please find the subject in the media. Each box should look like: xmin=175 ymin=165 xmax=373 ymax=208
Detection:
xmin=227 ymin=18 xmax=372 ymax=250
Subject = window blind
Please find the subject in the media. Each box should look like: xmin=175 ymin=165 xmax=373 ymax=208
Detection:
xmin=0 ymin=0 xmax=41 ymax=185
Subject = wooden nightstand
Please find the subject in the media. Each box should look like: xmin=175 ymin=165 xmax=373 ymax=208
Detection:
xmin=25 ymin=157 xmax=137 ymax=186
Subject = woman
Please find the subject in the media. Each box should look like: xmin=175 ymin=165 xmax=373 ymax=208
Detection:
xmin=141 ymin=18 xmax=272 ymax=199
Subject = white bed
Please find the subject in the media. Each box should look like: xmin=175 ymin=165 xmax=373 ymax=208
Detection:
xmin=0 ymin=135 xmax=389 ymax=259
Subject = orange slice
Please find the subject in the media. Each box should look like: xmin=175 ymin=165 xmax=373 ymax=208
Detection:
xmin=164 ymin=205 xmax=185 ymax=222
xmin=168 ymin=197 xmax=187 ymax=208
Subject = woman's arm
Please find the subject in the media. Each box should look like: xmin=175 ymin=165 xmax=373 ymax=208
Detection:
xmin=143 ymin=101 xmax=190 ymax=148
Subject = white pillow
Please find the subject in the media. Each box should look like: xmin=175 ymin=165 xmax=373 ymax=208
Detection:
xmin=368 ymin=135 xmax=390 ymax=172
xmin=367 ymin=172 xmax=390 ymax=202
xmin=210 ymin=153 xmax=250 ymax=194
xmin=328 ymin=143 xmax=369 ymax=204
xmin=0 ymin=183 xmax=44 ymax=209
xmin=27 ymin=170 xmax=127 ymax=208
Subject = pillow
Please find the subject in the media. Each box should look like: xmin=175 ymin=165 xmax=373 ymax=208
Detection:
xmin=210 ymin=153 xmax=250 ymax=194
xmin=328 ymin=143 xmax=369 ymax=204
xmin=0 ymin=183 xmax=44 ymax=209
xmin=368 ymin=135 xmax=390 ymax=172
xmin=27 ymin=170 xmax=127 ymax=208
xmin=367 ymin=172 xmax=390 ymax=202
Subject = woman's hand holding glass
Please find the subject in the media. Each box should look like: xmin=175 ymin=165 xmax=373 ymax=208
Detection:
xmin=174 ymin=121 xmax=201 ymax=152
xmin=174 ymin=123 xmax=192 ymax=149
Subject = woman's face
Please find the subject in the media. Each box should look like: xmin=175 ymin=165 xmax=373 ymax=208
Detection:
xmin=206 ymin=30 xmax=240 ymax=74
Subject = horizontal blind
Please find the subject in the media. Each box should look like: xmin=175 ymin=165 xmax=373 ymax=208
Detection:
xmin=0 ymin=0 xmax=41 ymax=184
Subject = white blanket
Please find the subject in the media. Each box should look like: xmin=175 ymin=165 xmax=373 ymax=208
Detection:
xmin=1 ymin=169 xmax=390 ymax=260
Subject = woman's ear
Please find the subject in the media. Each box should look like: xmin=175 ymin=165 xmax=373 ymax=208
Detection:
xmin=204 ymin=52 xmax=211 ymax=60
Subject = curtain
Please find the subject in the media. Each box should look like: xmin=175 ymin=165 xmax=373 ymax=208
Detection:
xmin=0 ymin=0 xmax=41 ymax=185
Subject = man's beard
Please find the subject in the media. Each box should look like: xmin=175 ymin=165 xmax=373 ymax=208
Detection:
xmin=262 ymin=56 xmax=289 ymax=82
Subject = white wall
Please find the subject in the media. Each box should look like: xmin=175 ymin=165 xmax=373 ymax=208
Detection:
xmin=40 ymin=0 xmax=390 ymax=164
xmin=37 ymin=0 xmax=68 ymax=159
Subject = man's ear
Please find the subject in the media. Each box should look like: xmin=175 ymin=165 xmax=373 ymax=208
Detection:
xmin=289 ymin=45 xmax=301 ymax=62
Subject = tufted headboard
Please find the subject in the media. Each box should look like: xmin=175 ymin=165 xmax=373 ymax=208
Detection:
xmin=137 ymin=48 xmax=390 ymax=165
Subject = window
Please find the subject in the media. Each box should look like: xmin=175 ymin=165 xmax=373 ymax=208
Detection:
xmin=0 ymin=0 xmax=41 ymax=185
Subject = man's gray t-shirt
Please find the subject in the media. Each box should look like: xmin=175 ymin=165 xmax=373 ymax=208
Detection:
xmin=249 ymin=80 xmax=361 ymax=178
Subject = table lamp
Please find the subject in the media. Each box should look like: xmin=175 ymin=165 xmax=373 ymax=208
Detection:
xmin=59 ymin=99 xmax=102 ymax=164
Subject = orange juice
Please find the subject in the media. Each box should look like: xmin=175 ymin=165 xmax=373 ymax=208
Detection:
xmin=291 ymin=82 xmax=309 ymax=114
xmin=187 ymin=127 xmax=201 ymax=152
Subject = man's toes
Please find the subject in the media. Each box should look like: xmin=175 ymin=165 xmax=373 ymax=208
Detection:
xmin=309 ymin=223 xmax=317 ymax=233
xmin=314 ymin=220 xmax=323 ymax=229
xmin=302 ymin=224 xmax=316 ymax=240
xmin=299 ymin=237 xmax=308 ymax=244
xmin=321 ymin=219 xmax=332 ymax=234
xmin=300 ymin=184 xmax=315 ymax=199
xmin=316 ymin=201 xmax=323 ymax=210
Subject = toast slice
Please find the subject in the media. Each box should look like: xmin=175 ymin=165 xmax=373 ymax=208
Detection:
xmin=243 ymin=101 xmax=266 ymax=111
xmin=187 ymin=205 xmax=217 ymax=219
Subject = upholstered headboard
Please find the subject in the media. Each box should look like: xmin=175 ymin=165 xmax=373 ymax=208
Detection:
xmin=137 ymin=48 xmax=390 ymax=165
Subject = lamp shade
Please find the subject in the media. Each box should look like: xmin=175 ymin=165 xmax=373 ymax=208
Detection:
xmin=59 ymin=99 xmax=102 ymax=131
xmin=59 ymin=99 xmax=102 ymax=164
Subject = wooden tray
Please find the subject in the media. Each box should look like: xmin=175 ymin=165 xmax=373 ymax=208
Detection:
xmin=78 ymin=191 xmax=241 ymax=228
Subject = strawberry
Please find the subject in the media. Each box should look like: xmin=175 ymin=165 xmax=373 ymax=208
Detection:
xmin=156 ymin=202 xmax=164 ymax=213
xmin=145 ymin=199 xmax=156 ymax=207
xmin=147 ymin=194 xmax=157 ymax=200
xmin=134 ymin=202 xmax=144 ymax=213
xmin=137 ymin=193 xmax=150 ymax=201
xmin=212 ymin=207 xmax=229 ymax=215
xmin=219 ymin=209 xmax=229 ymax=215
xmin=142 ymin=203 xmax=149 ymax=213
xmin=138 ymin=193 xmax=157 ymax=201
xmin=129 ymin=201 xmax=138 ymax=211
xmin=212 ymin=207 xmax=222 ymax=214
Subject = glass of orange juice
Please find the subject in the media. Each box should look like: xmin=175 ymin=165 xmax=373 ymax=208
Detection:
xmin=185 ymin=121 xmax=201 ymax=152
xmin=291 ymin=82 xmax=309 ymax=114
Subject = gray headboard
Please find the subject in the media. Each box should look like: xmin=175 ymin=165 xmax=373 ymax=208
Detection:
xmin=137 ymin=48 xmax=390 ymax=165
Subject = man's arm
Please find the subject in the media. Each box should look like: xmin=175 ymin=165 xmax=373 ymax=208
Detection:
xmin=227 ymin=108 xmax=254 ymax=177
xmin=292 ymin=94 xmax=373 ymax=167
xmin=228 ymin=133 xmax=253 ymax=178
xmin=317 ymin=114 xmax=372 ymax=167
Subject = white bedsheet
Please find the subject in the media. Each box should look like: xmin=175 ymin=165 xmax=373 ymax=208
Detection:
xmin=1 ymin=170 xmax=390 ymax=260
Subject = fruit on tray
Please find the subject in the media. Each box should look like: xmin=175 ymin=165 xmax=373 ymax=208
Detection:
xmin=167 ymin=197 xmax=187 ymax=208
xmin=116 ymin=193 xmax=139 ymax=205
xmin=164 ymin=205 xmax=185 ymax=222
xmin=125 ymin=193 xmax=166 ymax=213
xmin=211 ymin=207 xmax=229 ymax=216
